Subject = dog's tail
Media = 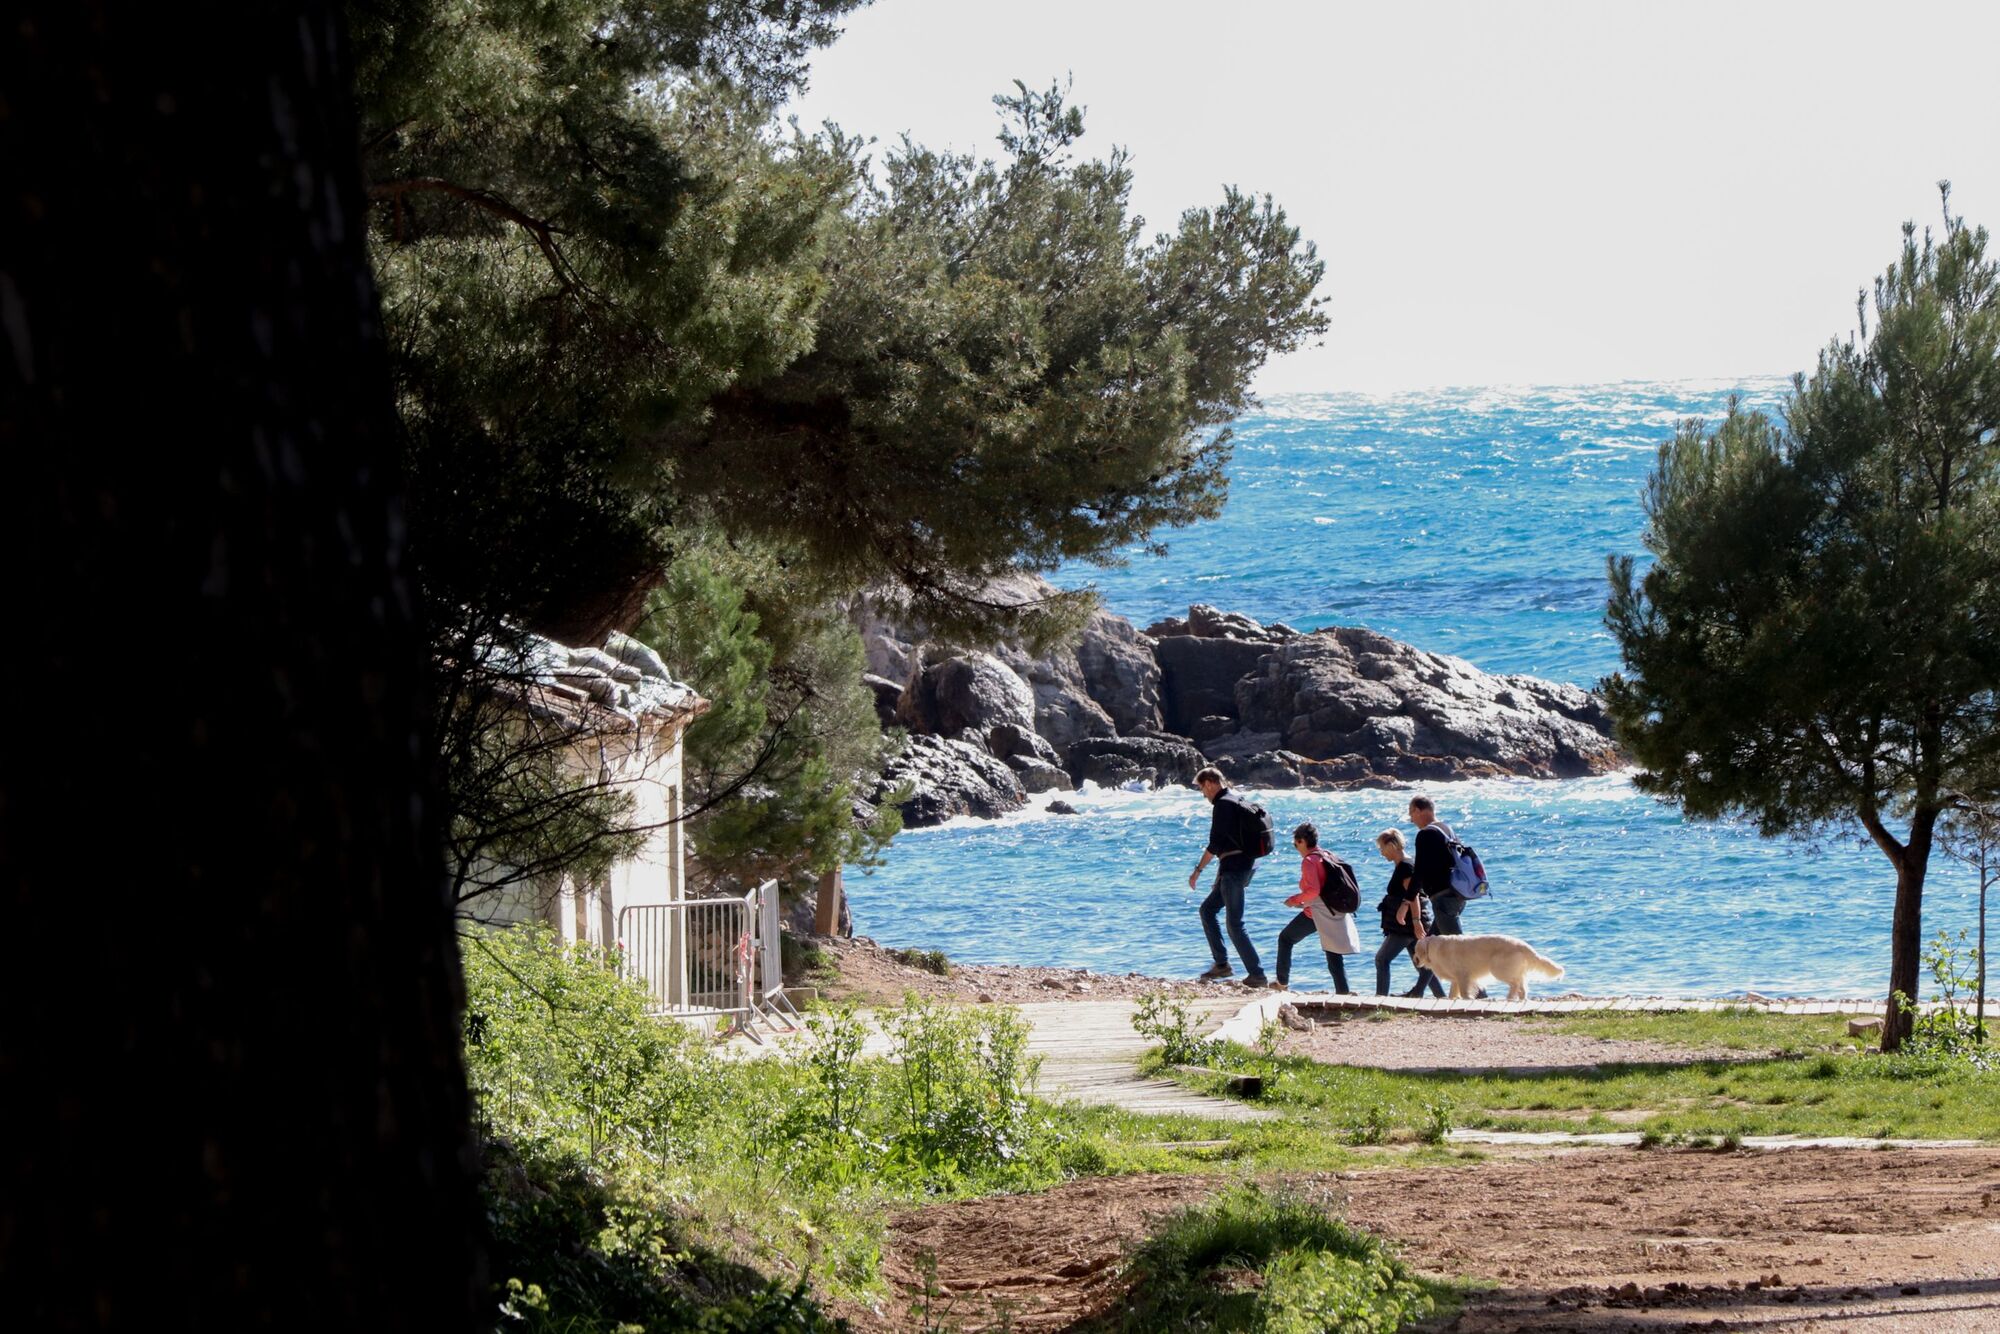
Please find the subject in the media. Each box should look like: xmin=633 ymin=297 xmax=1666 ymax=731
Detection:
xmin=1526 ymin=949 xmax=1565 ymax=980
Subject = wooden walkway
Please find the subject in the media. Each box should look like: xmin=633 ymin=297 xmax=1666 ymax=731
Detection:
xmin=1003 ymin=999 xmax=1272 ymax=1123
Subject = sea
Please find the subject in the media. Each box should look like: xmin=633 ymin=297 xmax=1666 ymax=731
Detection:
xmin=843 ymin=379 xmax=1984 ymax=998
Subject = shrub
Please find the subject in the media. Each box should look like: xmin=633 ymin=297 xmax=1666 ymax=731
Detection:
xmin=1898 ymin=930 xmax=1992 ymax=1067
xmin=889 ymin=946 xmax=952 ymax=976
xmin=461 ymin=925 xmax=721 ymax=1165
xmin=1133 ymin=990 xmax=1220 ymax=1066
xmin=1102 ymin=1185 xmax=1432 ymax=1333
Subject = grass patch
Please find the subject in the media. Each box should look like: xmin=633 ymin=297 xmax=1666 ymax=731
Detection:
xmin=1086 ymin=1184 xmax=1437 ymax=1332
xmin=887 ymin=945 xmax=952 ymax=976
xmin=1533 ymin=1007 xmax=1860 ymax=1054
xmin=1153 ymin=1017 xmax=2000 ymax=1144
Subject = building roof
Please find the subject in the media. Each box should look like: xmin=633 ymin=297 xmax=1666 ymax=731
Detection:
xmin=481 ymin=627 xmax=707 ymax=735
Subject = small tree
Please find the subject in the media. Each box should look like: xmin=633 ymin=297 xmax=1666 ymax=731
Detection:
xmin=1939 ymin=788 xmax=1996 ymax=1039
xmin=1605 ymin=187 xmax=2000 ymax=1051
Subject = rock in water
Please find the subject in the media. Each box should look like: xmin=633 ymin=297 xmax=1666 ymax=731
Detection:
xmin=1065 ymin=735 xmax=1207 ymax=788
xmin=876 ymin=734 xmax=1027 ymax=827
xmin=1233 ymin=626 xmax=1620 ymax=780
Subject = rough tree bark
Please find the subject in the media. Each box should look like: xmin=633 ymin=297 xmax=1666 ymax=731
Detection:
xmin=1 ymin=3 xmax=484 ymax=1329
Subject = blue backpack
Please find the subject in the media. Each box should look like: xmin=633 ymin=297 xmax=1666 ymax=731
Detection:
xmin=1438 ymin=823 xmax=1490 ymax=899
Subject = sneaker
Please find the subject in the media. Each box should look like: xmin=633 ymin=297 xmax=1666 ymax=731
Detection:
xmin=1197 ymin=963 xmax=1233 ymax=981
xmin=1241 ymin=974 xmax=1271 ymax=989
xmin=1268 ymin=979 xmax=1289 ymax=991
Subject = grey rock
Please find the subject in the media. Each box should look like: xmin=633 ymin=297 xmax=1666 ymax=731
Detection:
xmin=1006 ymin=756 xmax=1073 ymax=793
xmin=1074 ymin=609 xmax=1164 ymax=735
xmin=1187 ymin=603 xmax=1290 ymax=642
xmin=1200 ymin=728 xmax=1285 ymax=760
xmin=898 ymin=650 xmax=1036 ymax=738
xmin=875 ymin=734 xmax=1027 ymax=827
xmin=1045 ymin=799 xmax=1080 ymax=815
xmin=1066 ymin=735 xmax=1207 ymax=789
xmin=1233 ymin=626 xmax=1622 ymax=780
xmin=1215 ymin=750 xmax=1305 ymax=788
xmin=862 ymin=673 xmax=904 ymax=730
xmin=1154 ymin=634 xmax=1274 ymax=735
xmin=988 ymin=722 xmax=1063 ymax=767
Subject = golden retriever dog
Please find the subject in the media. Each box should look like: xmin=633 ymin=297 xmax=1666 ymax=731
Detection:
xmin=1412 ymin=934 xmax=1564 ymax=1001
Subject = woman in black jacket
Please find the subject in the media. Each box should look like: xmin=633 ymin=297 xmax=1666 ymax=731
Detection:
xmin=1373 ymin=828 xmax=1444 ymax=997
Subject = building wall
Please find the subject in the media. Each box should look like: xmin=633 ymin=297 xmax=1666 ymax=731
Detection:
xmin=469 ymin=715 xmax=692 ymax=952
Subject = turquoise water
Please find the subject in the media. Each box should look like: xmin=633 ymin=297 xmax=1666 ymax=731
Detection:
xmin=847 ymin=381 xmax=1983 ymax=996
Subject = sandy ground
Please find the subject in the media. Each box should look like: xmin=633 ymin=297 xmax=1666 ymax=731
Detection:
xmin=854 ymin=1149 xmax=2000 ymax=1333
xmin=811 ymin=936 xmax=1210 ymax=1006
xmin=1277 ymin=1013 xmax=1763 ymax=1072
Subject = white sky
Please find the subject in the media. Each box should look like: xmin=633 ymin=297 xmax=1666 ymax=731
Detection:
xmin=784 ymin=0 xmax=2000 ymax=393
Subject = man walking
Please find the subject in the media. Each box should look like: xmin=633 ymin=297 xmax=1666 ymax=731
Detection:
xmin=1409 ymin=793 xmax=1481 ymax=996
xmin=1188 ymin=766 xmax=1267 ymax=986
xmin=1408 ymin=795 xmax=1469 ymax=935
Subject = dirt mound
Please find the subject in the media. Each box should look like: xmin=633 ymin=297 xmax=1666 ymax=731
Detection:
xmin=858 ymin=1148 xmax=2000 ymax=1332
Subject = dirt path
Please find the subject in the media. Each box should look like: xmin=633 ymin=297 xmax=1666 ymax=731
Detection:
xmin=1275 ymin=1013 xmax=1764 ymax=1071
xmin=858 ymin=1148 xmax=2000 ymax=1332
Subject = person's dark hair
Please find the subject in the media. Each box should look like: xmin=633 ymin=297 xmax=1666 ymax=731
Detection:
xmin=1407 ymin=794 xmax=1435 ymax=814
xmin=1195 ymin=766 xmax=1225 ymax=787
xmin=1292 ymin=822 xmax=1318 ymax=848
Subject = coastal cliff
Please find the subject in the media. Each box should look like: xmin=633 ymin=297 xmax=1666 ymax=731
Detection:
xmin=858 ymin=579 xmax=1623 ymax=826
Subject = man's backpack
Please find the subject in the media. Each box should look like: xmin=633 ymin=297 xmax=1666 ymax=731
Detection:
xmin=1226 ymin=795 xmax=1277 ymax=859
xmin=1437 ymin=823 xmax=1490 ymax=899
xmin=1320 ymin=854 xmax=1361 ymax=914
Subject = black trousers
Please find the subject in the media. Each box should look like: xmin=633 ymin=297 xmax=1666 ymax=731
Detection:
xmin=1275 ymin=914 xmax=1352 ymax=991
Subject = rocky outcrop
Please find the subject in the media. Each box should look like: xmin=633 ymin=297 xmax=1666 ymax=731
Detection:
xmin=1150 ymin=603 xmax=1294 ymax=736
xmin=1073 ymin=609 xmax=1164 ymax=735
xmin=858 ymin=585 xmax=1620 ymax=827
xmin=875 ymin=734 xmax=1027 ymax=826
xmin=898 ymin=649 xmax=1036 ymax=741
xmin=1234 ymin=626 xmax=1620 ymax=781
xmin=1065 ymin=735 xmax=1207 ymax=789
xmin=1155 ymin=635 xmax=1276 ymax=736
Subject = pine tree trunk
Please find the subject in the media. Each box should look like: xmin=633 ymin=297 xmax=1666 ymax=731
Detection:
xmin=1 ymin=3 xmax=483 ymax=1329
xmin=1880 ymin=814 xmax=1937 ymax=1053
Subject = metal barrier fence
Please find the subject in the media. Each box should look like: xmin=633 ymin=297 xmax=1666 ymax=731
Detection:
xmin=618 ymin=880 xmax=799 ymax=1041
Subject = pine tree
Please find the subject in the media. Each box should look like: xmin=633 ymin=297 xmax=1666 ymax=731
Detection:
xmin=1606 ymin=189 xmax=2000 ymax=1050
xmin=3 ymin=1 xmax=482 ymax=1322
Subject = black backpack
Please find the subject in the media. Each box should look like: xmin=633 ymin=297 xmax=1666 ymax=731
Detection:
xmin=1319 ymin=854 xmax=1361 ymax=914
xmin=1225 ymin=795 xmax=1276 ymax=859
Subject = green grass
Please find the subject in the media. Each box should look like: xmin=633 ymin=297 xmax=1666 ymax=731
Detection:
xmin=1151 ymin=1012 xmax=2000 ymax=1144
xmin=1082 ymin=1184 xmax=1440 ymax=1333
xmin=1531 ymin=1007 xmax=1858 ymax=1053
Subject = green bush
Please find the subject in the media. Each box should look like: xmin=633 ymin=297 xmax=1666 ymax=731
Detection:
xmin=1133 ymin=990 xmax=1221 ymax=1066
xmin=888 ymin=946 xmax=952 ymax=976
xmin=462 ymin=926 xmax=723 ymax=1165
xmin=1100 ymin=1185 xmax=1432 ymax=1332
xmin=463 ymin=925 xmax=1097 ymax=1323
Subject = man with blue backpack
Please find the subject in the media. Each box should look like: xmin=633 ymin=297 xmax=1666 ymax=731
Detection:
xmin=1408 ymin=794 xmax=1489 ymax=938
xmin=1188 ymin=766 xmax=1275 ymax=987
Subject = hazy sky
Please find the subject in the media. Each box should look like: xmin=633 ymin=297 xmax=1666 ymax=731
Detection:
xmin=784 ymin=0 xmax=2000 ymax=393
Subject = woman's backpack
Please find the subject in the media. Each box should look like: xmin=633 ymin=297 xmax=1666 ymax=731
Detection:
xmin=1320 ymin=854 xmax=1361 ymax=914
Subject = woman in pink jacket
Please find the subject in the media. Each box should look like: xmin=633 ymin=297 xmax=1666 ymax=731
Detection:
xmin=1271 ymin=822 xmax=1361 ymax=992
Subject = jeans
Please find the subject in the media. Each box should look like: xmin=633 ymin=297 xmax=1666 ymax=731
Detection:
xmin=1275 ymin=914 xmax=1351 ymax=991
xmin=1374 ymin=934 xmax=1443 ymax=996
xmin=1430 ymin=892 xmax=1467 ymax=936
xmin=1199 ymin=863 xmax=1263 ymax=976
